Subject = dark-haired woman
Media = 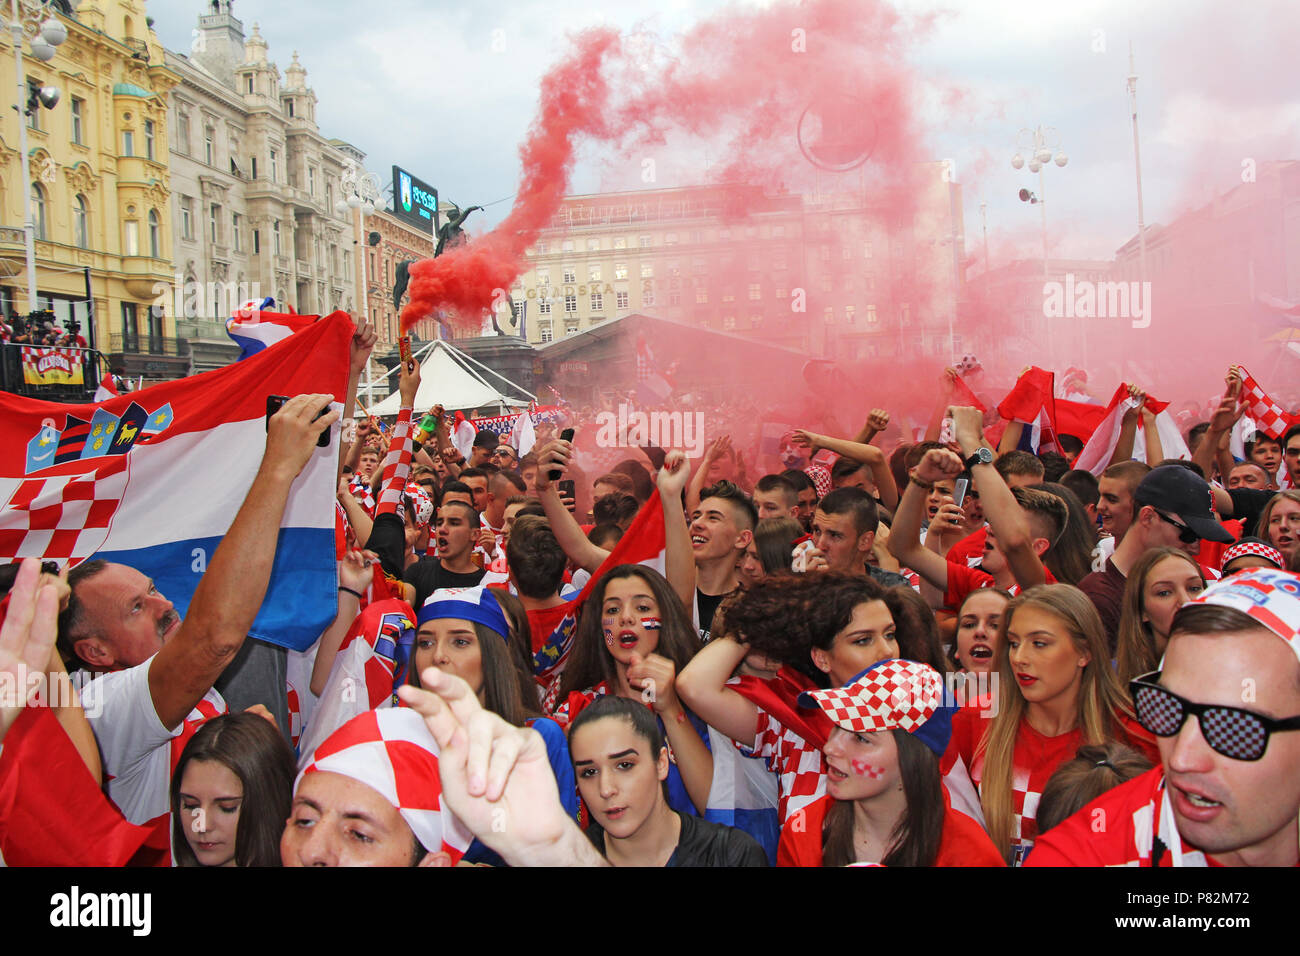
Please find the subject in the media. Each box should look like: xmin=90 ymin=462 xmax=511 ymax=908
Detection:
xmin=777 ymin=659 xmax=1004 ymax=867
xmin=569 ymin=696 xmax=767 ymax=866
xmin=548 ymin=565 xmax=714 ymax=815
xmin=171 ymin=712 xmax=296 ymax=866
xmin=677 ymin=572 xmax=899 ymax=826
xmin=411 ymin=584 xmax=578 ymax=863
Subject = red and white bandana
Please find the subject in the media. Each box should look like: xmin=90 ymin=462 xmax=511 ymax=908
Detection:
xmin=296 ymin=709 xmax=473 ymax=862
xmin=1219 ymin=539 xmax=1285 ymax=572
xmin=1187 ymin=567 xmax=1300 ymax=662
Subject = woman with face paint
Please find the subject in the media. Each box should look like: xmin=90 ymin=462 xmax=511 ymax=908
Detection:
xmin=410 ymin=585 xmax=579 ymax=864
xmin=549 ymin=565 xmax=714 ymax=816
xmin=777 ymin=659 xmax=1005 ymax=866
xmin=568 ymin=696 xmax=767 ymax=866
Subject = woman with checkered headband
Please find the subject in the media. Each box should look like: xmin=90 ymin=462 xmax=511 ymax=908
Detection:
xmin=777 ymin=659 xmax=1004 ymax=867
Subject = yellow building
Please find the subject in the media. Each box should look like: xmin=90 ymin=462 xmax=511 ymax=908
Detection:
xmin=1 ymin=0 xmax=189 ymax=383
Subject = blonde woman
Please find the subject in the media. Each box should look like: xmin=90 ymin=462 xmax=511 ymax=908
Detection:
xmin=940 ymin=584 xmax=1159 ymax=864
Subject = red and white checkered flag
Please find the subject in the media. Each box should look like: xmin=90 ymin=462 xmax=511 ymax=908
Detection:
xmin=1237 ymin=366 xmax=1295 ymax=440
xmin=0 ymin=456 xmax=128 ymax=566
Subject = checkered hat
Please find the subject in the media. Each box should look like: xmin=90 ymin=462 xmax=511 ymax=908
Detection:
xmin=1220 ymin=537 xmax=1285 ymax=573
xmin=805 ymin=464 xmax=832 ymax=499
xmin=405 ymin=482 xmax=434 ymax=527
xmin=1184 ymin=567 xmax=1300 ymax=663
xmin=798 ymin=659 xmax=956 ymax=756
xmin=296 ymin=709 xmax=473 ymax=862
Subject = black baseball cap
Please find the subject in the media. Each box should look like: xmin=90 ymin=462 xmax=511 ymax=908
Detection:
xmin=1133 ymin=464 xmax=1233 ymax=544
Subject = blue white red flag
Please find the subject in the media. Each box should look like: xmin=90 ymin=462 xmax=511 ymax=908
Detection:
xmin=225 ymin=298 xmax=318 ymax=361
xmin=0 ymin=312 xmax=353 ymax=651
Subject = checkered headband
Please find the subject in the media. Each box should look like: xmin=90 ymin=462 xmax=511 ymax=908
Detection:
xmin=296 ymin=709 xmax=473 ymax=861
xmin=1185 ymin=567 xmax=1300 ymax=663
xmin=1220 ymin=538 xmax=1285 ymax=572
xmin=798 ymin=659 xmax=955 ymax=756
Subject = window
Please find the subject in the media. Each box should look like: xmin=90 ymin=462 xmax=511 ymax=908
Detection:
xmin=535 ymin=240 xmax=548 ymax=254
xmin=565 ymin=321 xmax=579 ymax=335
xmin=642 ymin=286 xmax=655 ymax=306
xmin=563 ymin=267 xmax=576 ymax=284
xmin=540 ymin=322 xmax=553 ymax=343
xmin=750 ymin=313 xmax=763 ymax=328
xmin=121 ymin=303 xmax=138 ymax=351
xmin=536 ymin=269 xmax=550 ymax=287
xmin=29 ymin=182 xmax=48 ymax=240
xmin=232 ymin=212 xmax=242 ymax=252
xmin=776 ymin=287 xmax=788 ymax=299
xmin=273 ymin=221 xmax=282 ymax=255
xmin=270 ymin=149 xmax=279 ymax=182
xmin=538 ymin=298 xmax=552 ymax=315
xmin=863 ymin=241 xmax=873 ymax=259
xmin=665 ymin=232 xmax=678 ymax=245
xmin=145 ymin=120 xmax=156 ymax=160
xmin=181 ymin=197 xmax=193 ymax=239
xmin=122 ymin=129 xmax=134 ymax=156
xmin=695 ymin=288 xmax=708 ymax=304
xmin=638 ymin=235 xmax=651 ymax=248
xmin=616 ymin=290 xmax=629 ymax=309
xmin=564 ymin=294 xmax=577 ymax=313
xmin=251 ymin=156 xmax=258 ymax=179
xmin=71 ymin=98 xmax=84 ymax=144
xmin=614 ymin=263 xmax=628 ymax=280
xmin=613 ymin=237 xmax=626 ymax=249
xmin=177 ymin=111 xmax=191 ymax=154
xmin=842 ymin=244 xmax=853 ymax=260
xmin=668 ymin=289 xmax=680 ymax=306
xmin=325 ymin=182 xmax=333 ymax=208
xmin=722 ymin=287 xmax=735 ymax=303
xmin=148 ymin=210 xmax=160 ymax=257
xmin=820 ymin=276 xmax=833 ymax=293
xmin=209 ymin=204 xmax=221 ymax=243
xmin=245 ymin=75 xmax=254 ymax=94
xmin=287 ymin=100 xmax=294 ymax=118
xmin=587 ymin=238 xmax=599 ymax=251
xmin=590 ymin=291 xmax=603 ymax=311
xmin=867 ymin=305 xmax=879 ymax=326
xmin=26 ymin=83 xmax=42 ymax=130
xmin=588 ymin=265 xmax=602 ymax=282
xmin=124 ymin=219 xmax=138 ymax=256
xmin=844 ymin=305 xmax=856 ymax=324
xmin=561 ymin=239 xmax=574 ymax=252
xmin=824 ymin=307 xmax=835 ymax=325
xmin=308 ymin=166 xmax=317 ymax=196
xmin=253 ymin=230 xmax=260 ymax=254
xmin=748 ymin=283 xmax=761 ymax=300
xmin=203 ymin=127 xmax=215 ymax=165
xmin=74 ymin=194 xmax=89 ymax=248
xmin=640 ymin=263 xmax=653 ymax=278
xmin=723 ymin=315 xmax=736 ymax=330
xmin=148 ymin=306 xmax=164 ymax=350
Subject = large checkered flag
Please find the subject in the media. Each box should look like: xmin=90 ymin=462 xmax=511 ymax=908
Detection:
xmin=0 ymin=456 xmax=128 ymax=566
xmin=1237 ymin=365 xmax=1295 ymax=440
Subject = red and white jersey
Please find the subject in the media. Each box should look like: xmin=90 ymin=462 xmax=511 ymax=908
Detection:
xmin=1027 ymin=768 xmax=1250 ymax=867
xmin=752 ymin=705 xmax=827 ymax=825
xmin=81 ymin=656 xmax=227 ymax=827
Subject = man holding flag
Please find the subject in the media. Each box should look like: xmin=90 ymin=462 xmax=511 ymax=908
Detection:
xmin=60 ymin=392 xmax=337 ymax=846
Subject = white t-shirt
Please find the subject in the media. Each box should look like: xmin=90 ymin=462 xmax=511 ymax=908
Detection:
xmin=81 ymin=656 xmax=227 ymax=826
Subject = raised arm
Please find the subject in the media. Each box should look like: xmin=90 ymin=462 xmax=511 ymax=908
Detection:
xmin=534 ymin=438 xmax=609 ymax=572
xmin=655 ymin=450 xmax=697 ymax=611
xmin=338 ymin=321 xmax=377 ymax=485
xmin=675 ymin=635 xmax=760 ymax=746
xmin=1109 ymin=386 xmax=1146 ymax=465
xmin=308 ymin=549 xmax=375 ymax=697
xmin=792 ymin=429 xmax=898 ymax=510
xmin=951 ymin=406 xmax=1045 ymax=591
xmin=853 ymin=408 xmax=890 ymax=445
xmin=884 ymin=452 xmax=954 ymax=594
xmin=148 ymin=393 xmax=338 ymax=730
xmin=686 ymin=435 xmax=731 ymax=516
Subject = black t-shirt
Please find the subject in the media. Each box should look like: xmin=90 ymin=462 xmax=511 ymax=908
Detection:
xmin=587 ymin=811 xmax=769 ymax=867
xmin=403 ymin=558 xmax=485 ymax=610
xmin=1228 ymin=487 xmax=1277 ymax=539
xmin=696 ymin=588 xmax=727 ymax=642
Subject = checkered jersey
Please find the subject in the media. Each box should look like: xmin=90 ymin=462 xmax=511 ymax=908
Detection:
xmin=1240 ymin=368 xmax=1294 ymax=440
xmin=0 ymin=456 xmax=128 ymax=566
xmin=375 ymin=408 xmax=414 ymax=520
xmin=753 ymin=705 xmax=827 ymax=824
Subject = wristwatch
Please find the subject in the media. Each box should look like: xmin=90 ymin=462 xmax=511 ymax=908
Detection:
xmin=964 ymin=447 xmax=994 ymax=470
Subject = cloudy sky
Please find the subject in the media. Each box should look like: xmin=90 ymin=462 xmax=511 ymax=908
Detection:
xmin=142 ymin=0 xmax=1299 ymax=265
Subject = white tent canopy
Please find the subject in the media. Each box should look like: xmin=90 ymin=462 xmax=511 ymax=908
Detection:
xmin=367 ymin=339 xmax=532 ymax=416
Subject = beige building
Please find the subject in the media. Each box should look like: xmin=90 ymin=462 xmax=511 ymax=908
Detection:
xmin=1 ymin=0 xmax=190 ymax=382
xmin=510 ymin=167 xmax=965 ymax=362
xmin=165 ymin=1 xmax=364 ymax=371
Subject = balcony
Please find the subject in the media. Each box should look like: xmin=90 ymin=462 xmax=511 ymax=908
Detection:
xmin=296 ymin=258 xmax=310 ymax=275
xmin=107 ymin=334 xmax=192 ymax=382
xmin=110 ymin=334 xmax=190 ymax=357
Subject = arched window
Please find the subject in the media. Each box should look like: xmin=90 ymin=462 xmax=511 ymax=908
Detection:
xmin=74 ymin=194 xmax=90 ymax=248
xmin=148 ymin=209 xmax=160 ymax=257
xmin=31 ymin=182 xmax=47 ymax=240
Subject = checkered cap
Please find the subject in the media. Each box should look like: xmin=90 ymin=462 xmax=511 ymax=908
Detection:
xmin=406 ymin=482 xmax=434 ymax=527
xmin=1186 ymin=567 xmax=1300 ymax=663
xmin=805 ymin=464 xmax=832 ymax=499
xmin=799 ymin=659 xmax=954 ymax=755
xmin=297 ymin=709 xmax=473 ymax=862
xmin=1220 ymin=538 xmax=1285 ymax=573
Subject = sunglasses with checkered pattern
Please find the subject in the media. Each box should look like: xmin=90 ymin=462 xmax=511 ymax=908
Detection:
xmin=1130 ymin=672 xmax=1300 ymax=761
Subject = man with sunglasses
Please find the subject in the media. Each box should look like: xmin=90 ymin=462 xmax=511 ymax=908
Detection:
xmin=1029 ymin=567 xmax=1300 ymax=867
xmin=1079 ymin=465 xmax=1234 ymax=654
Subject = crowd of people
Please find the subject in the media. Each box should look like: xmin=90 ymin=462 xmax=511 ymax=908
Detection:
xmin=1 ymin=318 xmax=1298 ymax=869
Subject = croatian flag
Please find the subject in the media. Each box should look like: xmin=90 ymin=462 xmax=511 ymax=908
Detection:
xmin=225 ymin=298 xmax=319 ymax=361
xmin=450 ymin=411 xmax=477 ymax=461
xmin=997 ymin=366 xmax=1060 ymax=453
xmin=1073 ymin=383 xmax=1192 ymax=476
xmin=509 ymin=403 xmax=537 ymax=457
xmin=0 ymin=312 xmax=353 ymax=651
xmin=635 ymin=333 xmax=673 ymax=405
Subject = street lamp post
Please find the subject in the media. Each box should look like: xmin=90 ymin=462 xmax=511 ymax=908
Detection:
xmin=1127 ymin=44 xmax=1148 ymax=289
xmin=7 ymin=0 xmax=67 ymax=313
xmin=335 ymin=160 xmax=380 ymax=324
xmin=1011 ymin=126 xmax=1068 ymax=280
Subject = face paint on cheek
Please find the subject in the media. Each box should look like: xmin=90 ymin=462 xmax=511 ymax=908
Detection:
xmin=851 ymin=758 xmax=886 ymax=779
xmin=603 ymin=618 xmax=617 ymax=648
xmin=640 ymin=617 xmax=662 ymax=630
